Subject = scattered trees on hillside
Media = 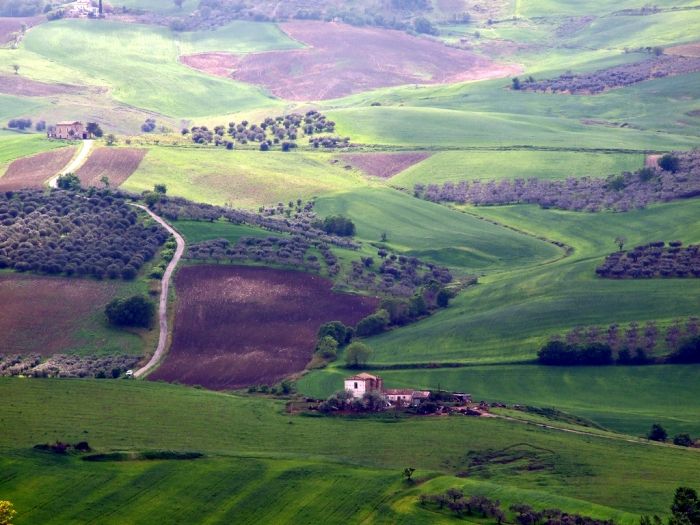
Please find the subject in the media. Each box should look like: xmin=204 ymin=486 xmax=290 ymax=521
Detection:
xmin=141 ymin=119 xmax=156 ymax=133
xmin=345 ymin=341 xmax=373 ymax=367
xmin=7 ymin=118 xmax=32 ymax=130
xmin=0 ymin=353 xmax=141 ymax=378
xmin=596 ymin=241 xmax=700 ymax=279
xmin=413 ymin=149 xmax=700 ymax=212
xmin=0 ymin=189 xmax=168 ymax=280
xmin=311 ymin=215 xmax=355 ymax=237
xmin=517 ymin=56 xmax=700 ymax=94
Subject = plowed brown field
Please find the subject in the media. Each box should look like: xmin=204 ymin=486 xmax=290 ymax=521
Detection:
xmin=181 ymin=21 xmax=521 ymax=101
xmin=148 ymin=265 xmax=379 ymax=390
xmin=75 ymin=147 xmax=148 ymax=187
xmin=0 ymin=74 xmax=81 ymax=97
xmin=0 ymin=146 xmax=76 ymax=191
xmin=337 ymin=152 xmax=432 ymax=178
xmin=0 ymin=16 xmax=43 ymax=44
xmin=179 ymin=52 xmax=240 ymax=78
xmin=0 ymin=274 xmax=121 ymax=355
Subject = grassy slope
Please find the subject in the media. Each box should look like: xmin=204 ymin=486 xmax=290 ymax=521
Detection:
xmin=0 ymin=135 xmax=67 ymax=165
xmin=390 ymin=151 xmax=646 ymax=187
xmin=172 ymin=219 xmax=282 ymax=244
xmin=298 ymin=364 xmax=700 ymax=436
xmin=314 ymin=186 xmax=561 ymax=274
xmin=328 ymin=106 xmax=700 ymax=150
xmin=0 ymin=94 xmax=46 ymax=124
xmin=122 ymin=148 xmax=365 ymax=208
xmin=1 ymin=378 xmax=699 ymax=516
xmin=179 ymin=20 xmax=305 ymax=54
xmin=344 ymin=199 xmax=700 ymax=365
xmin=116 ymin=0 xmax=200 ymax=15
xmin=21 ymin=20 xmax=278 ymax=118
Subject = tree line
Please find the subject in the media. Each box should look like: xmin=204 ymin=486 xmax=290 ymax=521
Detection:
xmin=597 ymin=240 xmax=700 ymax=279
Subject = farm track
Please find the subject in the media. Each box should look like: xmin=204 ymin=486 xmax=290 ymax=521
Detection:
xmin=132 ymin=205 xmax=184 ymax=378
xmin=49 ymin=140 xmax=94 ymax=188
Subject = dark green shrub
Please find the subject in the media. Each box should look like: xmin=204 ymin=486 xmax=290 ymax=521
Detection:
xmin=105 ymin=294 xmax=156 ymax=328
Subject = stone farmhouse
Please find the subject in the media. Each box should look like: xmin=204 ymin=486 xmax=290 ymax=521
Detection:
xmin=72 ymin=0 xmax=98 ymax=16
xmin=47 ymin=121 xmax=92 ymax=140
xmin=344 ymin=373 xmax=441 ymax=407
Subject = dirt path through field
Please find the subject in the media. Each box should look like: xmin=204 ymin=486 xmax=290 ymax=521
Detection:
xmin=49 ymin=139 xmax=94 ymax=188
xmin=132 ymin=205 xmax=184 ymax=378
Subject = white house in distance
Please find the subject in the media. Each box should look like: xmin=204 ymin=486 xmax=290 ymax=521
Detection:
xmin=384 ymin=389 xmax=416 ymax=406
xmin=345 ymin=372 xmax=383 ymax=398
xmin=72 ymin=0 xmax=98 ymax=16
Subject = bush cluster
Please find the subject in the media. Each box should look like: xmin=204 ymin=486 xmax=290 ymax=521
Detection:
xmin=105 ymin=294 xmax=156 ymax=328
xmin=186 ymin=111 xmax=345 ymax=150
xmin=317 ymin=389 xmax=387 ymax=413
xmin=7 ymin=118 xmax=32 ymax=130
xmin=159 ymin=195 xmax=361 ymax=250
xmin=419 ymin=491 xmax=507 ymax=521
xmin=310 ymin=215 xmax=355 ymax=237
xmin=0 ymin=353 xmax=141 ymax=378
xmin=186 ymin=235 xmax=324 ymax=273
xmin=597 ymin=241 xmax=700 ymax=278
xmin=141 ymin=118 xmax=156 ymax=133
xmin=413 ymin=150 xmax=700 ymax=212
xmin=520 ymin=56 xmax=700 ymax=94
xmin=537 ymin=341 xmax=614 ymax=365
xmin=0 ymin=189 xmax=168 ymax=279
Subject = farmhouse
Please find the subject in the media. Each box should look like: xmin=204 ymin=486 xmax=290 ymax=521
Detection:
xmin=344 ymin=372 xmax=383 ymax=398
xmin=47 ymin=121 xmax=91 ymax=140
xmin=384 ymin=389 xmax=415 ymax=406
xmin=72 ymin=0 xmax=97 ymax=16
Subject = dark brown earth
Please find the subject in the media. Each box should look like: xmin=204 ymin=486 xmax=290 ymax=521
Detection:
xmin=0 ymin=74 xmax=82 ymax=97
xmin=336 ymin=152 xmax=432 ymax=179
xmin=148 ymin=265 xmax=379 ymax=390
xmin=0 ymin=16 xmax=43 ymax=44
xmin=75 ymin=147 xmax=148 ymax=187
xmin=180 ymin=20 xmax=521 ymax=101
xmin=0 ymin=147 xmax=76 ymax=191
xmin=0 ymin=274 xmax=120 ymax=355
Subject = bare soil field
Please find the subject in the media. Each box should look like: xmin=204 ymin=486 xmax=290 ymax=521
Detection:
xmin=646 ymin=154 xmax=661 ymax=168
xmin=0 ymin=74 xmax=82 ymax=97
xmin=0 ymin=146 xmax=76 ymax=191
xmin=148 ymin=265 xmax=379 ymax=390
xmin=182 ymin=21 xmax=521 ymax=101
xmin=666 ymin=42 xmax=700 ymax=57
xmin=0 ymin=16 xmax=43 ymax=44
xmin=336 ymin=152 xmax=432 ymax=179
xmin=179 ymin=52 xmax=240 ymax=78
xmin=0 ymin=274 xmax=120 ymax=356
xmin=75 ymin=147 xmax=148 ymax=187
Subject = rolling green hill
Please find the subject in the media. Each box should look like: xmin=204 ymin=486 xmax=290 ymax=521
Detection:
xmin=179 ymin=21 xmax=305 ymax=55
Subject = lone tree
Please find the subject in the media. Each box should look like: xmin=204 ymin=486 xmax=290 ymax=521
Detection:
xmin=647 ymin=423 xmax=668 ymax=442
xmin=0 ymin=500 xmax=16 ymax=525
xmin=154 ymin=184 xmax=167 ymax=194
xmin=403 ymin=467 xmax=415 ymax=480
xmin=86 ymin=122 xmax=103 ymax=137
xmin=659 ymin=153 xmax=680 ymax=173
xmin=345 ymin=342 xmax=373 ymax=367
xmin=105 ymin=294 xmax=156 ymax=328
xmin=615 ymin=235 xmax=627 ymax=251
xmin=512 ymin=77 xmax=521 ymax=90
xmin=100 ymin=175 xmax=110 ymax=187
xmin=11 ymin=64 xmax=19 ymax=75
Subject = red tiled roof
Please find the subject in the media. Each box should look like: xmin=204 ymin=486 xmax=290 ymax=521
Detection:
xmin=383 ymin=389 xmax=415 ymax=396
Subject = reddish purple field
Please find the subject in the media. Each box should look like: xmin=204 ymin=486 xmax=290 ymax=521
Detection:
xmin=148 ymin=266 xmax=379 ymax=390
xmin=337 ymin=152 xmax=432 ymax=178
xmin=0 ymin=147 xmax=76 ymax=191
xmin=75 ymin=147 xmax=148 ymax=187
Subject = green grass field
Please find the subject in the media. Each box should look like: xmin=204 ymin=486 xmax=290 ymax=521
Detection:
xmin=122 ymin=147 xmax=365 ymax=208
xmin=390 ymin=151 xmax=645 ymax=187
xmin=179 ymin=21 xmax=305 ymax=55
xmin=298 ymin=364 xmax=700 ymax=437
xmin=116 ymin=0 xmax=200 ymax=15
xmin=314 ymin=186 xmax=561 ymax=274
xmin=1 ymin=378 xmax=699 ymax=517
xmin=0 ymin=94 xmax=47 ymax=125
xmin=333 ymin=198 xmax=700 ymax=365
xmin=0 ymin=135 xmax=67 ymax=165
xmin=21 ymin=20 xmax=279 ymax=118
xmin=516 ymin=0 xmax=700 ymax=17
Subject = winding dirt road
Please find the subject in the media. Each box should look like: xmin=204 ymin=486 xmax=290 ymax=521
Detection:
xmin=49 ymin=139 xmax=94 ymax=188
xmin=130 ymin=204 xmax=185 ymax=378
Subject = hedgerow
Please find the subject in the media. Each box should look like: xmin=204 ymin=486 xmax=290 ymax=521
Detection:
xmin=517 ymin=56 xmax=700 ymax=94
xmin=0 ymin=188 xmax=168 ymax=279
xmin=597 ymin=241 xmax=700 ymax=278
xmin=413 ymin=150 xmax=700 ymax=212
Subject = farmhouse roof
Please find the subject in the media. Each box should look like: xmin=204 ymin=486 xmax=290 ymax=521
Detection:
xmin=345 ymin=372 xmax=381 ymax=381
xmin=412 ymin=391 xmax=430 ymax=399
xmin=383 ymin=389 xmax=415 ymax=396
xmin=57 ymin=121 xmax=82 ymax=126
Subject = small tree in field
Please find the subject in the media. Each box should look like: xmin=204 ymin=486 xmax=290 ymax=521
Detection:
xmin=615 ymin=235 xmax=627 ymax=251
xmin=647 ymin=423 xmax=667 ymax=442
xmin=403 ymin=467 xmax=415 ymax=480
xmin=316 ymin=336 xmax=338 ymax=359
xmin=12 ymin=64 xmax=19 ymax=75
xmin=344 ymin=341 xmax=373 ymax=367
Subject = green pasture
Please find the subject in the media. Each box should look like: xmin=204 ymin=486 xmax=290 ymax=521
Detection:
xmin=116 ymin=0 xmax=200 ymax=15
xmin=122 ymin=147 xmax=365 ymax=208
xmin=298 ymin=364 xmax=700 ymax=437
xmin=0 ymin=135 xmax=67 ymax=165
xmin=328 ymin=106 xmax=700 ymax=150
xmin=347 ymin=198 xmax=700 ymax=365
xmin=516 ymin=0 xmax=700 ymax=18
xmin=0 ymin=94 xmax=46 ymax=124
xmin=172 ymin=219 xmax=283 ymax=245
xmin=390 ymin=150 xmax=645 ymax=187
xmin=21 ymin=20 xmax=279 ymax=118
xmin=1 ymin=378 xmax=699 ymax=515
xmin=179 ymin=21 xmax=304 ymax=55
xmin=314 ymin=186 xmax=561 ymax=274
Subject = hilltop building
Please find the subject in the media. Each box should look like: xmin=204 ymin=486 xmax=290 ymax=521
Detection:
xmin=72 ymin=0 xmax=98 ymax=16
xmin=47 ymin=121 xmax=91 ymax=140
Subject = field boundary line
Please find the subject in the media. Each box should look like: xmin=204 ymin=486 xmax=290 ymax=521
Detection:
xmin=132 ymin=205 xmax=185 ymax=378
xmin=48 ymin=139 xmax=94 ymax=188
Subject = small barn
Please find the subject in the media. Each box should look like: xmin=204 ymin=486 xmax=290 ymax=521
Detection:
xmin=384 ymin=389 xmax=415 ymax=406
xmin=47 ymin=121 xmax=91 ymax=140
